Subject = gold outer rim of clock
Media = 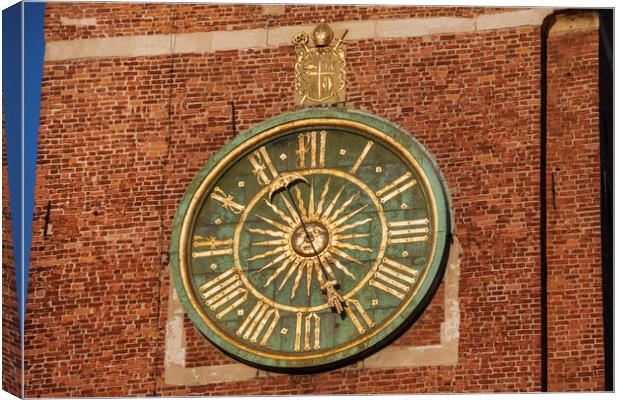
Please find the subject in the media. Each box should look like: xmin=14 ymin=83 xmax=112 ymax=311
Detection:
xmin=233 ymin=168 xmax=388 ymax=313
xmin=178 ymin=118 xmax=438 ymax=361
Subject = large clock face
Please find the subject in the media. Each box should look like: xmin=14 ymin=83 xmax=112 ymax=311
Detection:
xmin=170 ymin=109 xmax=452 ymax=372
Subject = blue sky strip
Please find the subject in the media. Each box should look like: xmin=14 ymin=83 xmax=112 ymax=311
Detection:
xmin=2 ymin=1 xmax=46 ymax=338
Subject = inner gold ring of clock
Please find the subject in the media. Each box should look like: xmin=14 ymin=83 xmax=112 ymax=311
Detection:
xmin=234 ymin=169 xmax=388 ymax=313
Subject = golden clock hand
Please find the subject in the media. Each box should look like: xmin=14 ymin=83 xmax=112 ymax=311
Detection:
xmin=267 ymin=173 xmax=346 ymax=314
xmin=284 ymin=187 xmax=345 ymax=314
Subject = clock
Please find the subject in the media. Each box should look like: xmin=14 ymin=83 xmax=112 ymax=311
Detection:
xmin=169 ymin=109 xmax=452 ymax=372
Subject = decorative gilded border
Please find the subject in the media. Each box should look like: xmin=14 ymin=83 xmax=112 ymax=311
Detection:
xmin=169 ymin=108 xmax=453 ymax=370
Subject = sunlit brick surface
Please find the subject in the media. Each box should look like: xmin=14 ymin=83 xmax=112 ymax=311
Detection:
xmin=2 ymin=113 xmax=22 ymax=397
xmin=43 ymin=4 xmax=515 ymax=41
xmin=19 ymin=4 xmax=604 ymax=396
xmin=546 ymin=30 xmax=604 ymax=391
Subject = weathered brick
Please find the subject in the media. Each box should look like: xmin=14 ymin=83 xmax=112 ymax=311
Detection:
xmin=11 ymin=4 xmax=605 ymax=397
xmin=2 ymin=107 xmax=22 ymax=397
xmin=546 ymin=29 xmax=604 ymax=391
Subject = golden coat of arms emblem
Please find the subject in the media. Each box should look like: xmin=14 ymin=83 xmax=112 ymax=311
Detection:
xmin=293 ymin=20 xmax=347 ymax=106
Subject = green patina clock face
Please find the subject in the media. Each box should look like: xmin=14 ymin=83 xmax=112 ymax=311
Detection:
xmin=169 ymin=109 xmax=452 ymax=372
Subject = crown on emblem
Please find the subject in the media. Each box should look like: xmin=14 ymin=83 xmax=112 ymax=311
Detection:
xmin=312 ymin=19 xmax=334 ymax=47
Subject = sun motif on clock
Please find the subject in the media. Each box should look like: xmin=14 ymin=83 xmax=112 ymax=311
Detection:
xmin=170 ymin=109 xmax=452 ymax=372
xmin=244 ymin=173 xmax=375 ymax=299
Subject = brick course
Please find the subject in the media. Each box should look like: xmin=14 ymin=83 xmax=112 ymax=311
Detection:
xmin=2 ymin=113 xmax=22 ymax=397
xmin=44 ymin=3 xmax=516 ymax=41
xmin=14 ymin=4 xmax=605 ymax=396
xmin=546 ymin=28 xmax=604 ymax=390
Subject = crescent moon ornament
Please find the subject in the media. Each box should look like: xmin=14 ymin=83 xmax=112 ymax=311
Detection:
xmin=267 ymin=172 xmax=309 ymax=204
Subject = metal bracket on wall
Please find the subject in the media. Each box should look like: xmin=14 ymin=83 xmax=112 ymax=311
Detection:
xmin=551 ymin=168 xmax=559 ymax=210
xmin=230 ymin=100 xmax=237 ymax=136
xmin=43 ymin=200 xmax=51 ymax=238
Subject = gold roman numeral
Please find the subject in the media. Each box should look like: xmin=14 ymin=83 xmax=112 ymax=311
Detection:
xmin=294 ymin=312 xmax=321 ymax=351
xmin=377 ymin=172 xmax=417 ymax=203
xmin=236 ymin=301 xmax=280 ymax=346
xmin=192 ymin=236 xmax=233 ymax=258
xmin=345 ymin=299 xmax=374 ymax=334
xmin=210 ymin=186 xmax=245 ymax=214
xmin=248 ymin=146 xmax=278 ymax=185
xmin=295 ymin=131 xmax=326 ymax=169
xmin=387 ymin=218 xmax=429 ymax=244
xmin=349 ymin=140 xmax=374 ymax=175
xmin=199 ymin=269 xmax=248 ymax=319
xmin=370 ymin=258 xmax=419 ymax=299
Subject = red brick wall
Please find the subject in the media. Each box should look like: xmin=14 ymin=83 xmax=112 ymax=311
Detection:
xmin=43 ymin=3 xmax=515 ymax=41
xmin=20 ymin=4 xmax=605 ymax=396
xmin=27 ymin=57 xmax=170 ymax=397
xmin=2 ymin=109 xmax=22 ymax=397
xmin=546 ymin=28 xmax=604 ymax=391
